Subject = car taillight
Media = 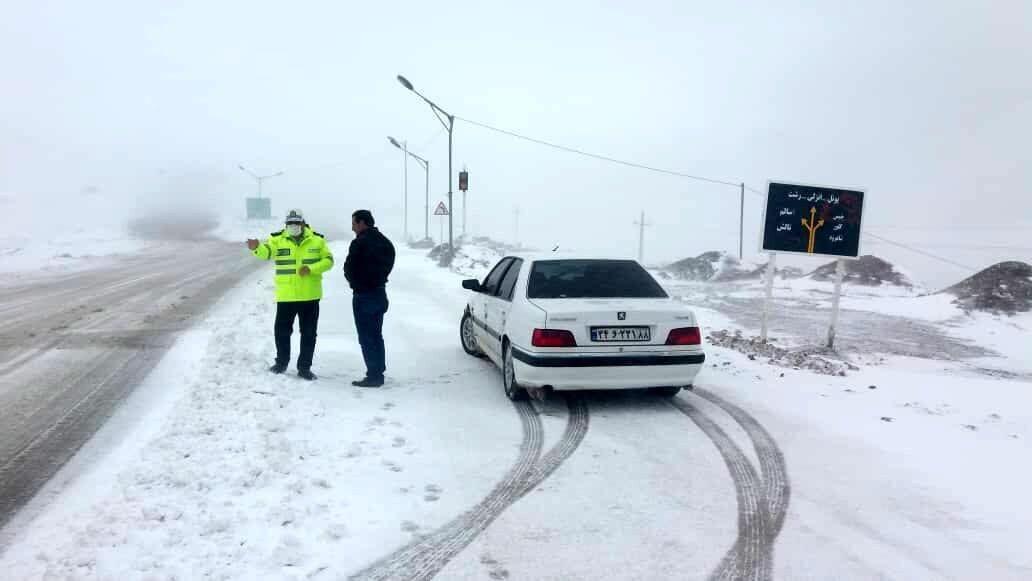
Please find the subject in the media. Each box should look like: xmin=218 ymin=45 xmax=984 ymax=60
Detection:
xmin=666 ymin=327 xmax=701 ymax=345
xmin=532 ymin=329 xmax=577 ymax=348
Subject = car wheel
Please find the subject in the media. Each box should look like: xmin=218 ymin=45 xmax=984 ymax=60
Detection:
xmin=503 ymin=343 xmax=528 ymax=401
xmin=460 ymin=312 xmax=483 ymax=357
xmin=651 ymin=386 xmax=682 ymax=397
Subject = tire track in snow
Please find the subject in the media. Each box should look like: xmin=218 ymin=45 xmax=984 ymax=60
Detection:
xmin=407 ymin=397 xmax=589 ymax=581
xmin=349 ymin=400 xmax=542 ymax=581
xmin=518 ymin=396 xmax=589 ymax=495
xmin=695 ymin=388 xmax=791 ymax=538
xmin=351 ymin=396 xmax=589 ymax=581
xmin=668 ymin=395 xmax=773 ymax=581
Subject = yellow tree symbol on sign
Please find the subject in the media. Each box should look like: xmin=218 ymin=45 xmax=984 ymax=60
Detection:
xmin=801 ymin=206 xmax=825 ymax=253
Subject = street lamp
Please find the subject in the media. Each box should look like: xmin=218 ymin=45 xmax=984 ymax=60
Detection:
xmin=387 ymin=137 xmax=410 ymax=241
xmin=388 ymin=136 xmax=430 ymax=241
xmin=397 ymin=74 xmax=455 ymax=250
xmin=238 ymin=165 xmax=284 ymax=199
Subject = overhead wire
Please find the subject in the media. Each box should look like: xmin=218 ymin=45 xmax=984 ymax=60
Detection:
xmin=455 ymin=115 xmax=743 ymax=188
xmin=454 ymin=115 xmax=1005 ymax=272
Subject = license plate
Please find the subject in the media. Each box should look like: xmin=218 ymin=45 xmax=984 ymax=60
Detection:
xmin=590 ymin=326 xmax=651 ymax=342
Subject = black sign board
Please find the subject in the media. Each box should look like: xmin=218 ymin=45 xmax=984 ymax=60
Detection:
xmin=761 ymin=182 xmax=865 ymax=258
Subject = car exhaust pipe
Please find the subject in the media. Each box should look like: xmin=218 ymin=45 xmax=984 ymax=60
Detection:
xmin=528 ymin=386 xmax=552 ymax=402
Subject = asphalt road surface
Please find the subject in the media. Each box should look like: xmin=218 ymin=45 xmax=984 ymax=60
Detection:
xmin=0 ymin=242 xmax=257 ymax=528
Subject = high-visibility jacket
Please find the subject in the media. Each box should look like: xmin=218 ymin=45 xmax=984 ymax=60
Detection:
xmin=253 ymin=226 xmax=334 ymax=302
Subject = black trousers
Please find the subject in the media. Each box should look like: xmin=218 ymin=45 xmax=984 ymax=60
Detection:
xmin=353 ymin=288 xmax=389 ymax=379
xmin=275 ymin=300 xmax=320 ymax=370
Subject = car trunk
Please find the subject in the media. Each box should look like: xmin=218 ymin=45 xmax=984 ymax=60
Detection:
xmin=529 ymin=298 xmax=698 ymax=350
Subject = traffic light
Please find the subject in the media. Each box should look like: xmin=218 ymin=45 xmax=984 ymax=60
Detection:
xmin=458 ymin=170 xmax=469 ymax=192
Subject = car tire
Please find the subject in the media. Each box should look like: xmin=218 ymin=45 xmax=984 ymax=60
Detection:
xmin=460 ymin=312 xmax=484 ymax=358
xmin=503 ymin=342 xmax=529 ymax=401
xmin=651 ymin=386 xmax=682 ymax=397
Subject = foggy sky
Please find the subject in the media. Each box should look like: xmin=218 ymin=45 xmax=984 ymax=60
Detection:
xmin=2 ymin=0 xmax=1030 ymax=287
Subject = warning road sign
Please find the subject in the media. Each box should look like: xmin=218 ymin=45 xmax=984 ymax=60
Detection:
xmin=434 ymin=201 xmax=449 ymax=216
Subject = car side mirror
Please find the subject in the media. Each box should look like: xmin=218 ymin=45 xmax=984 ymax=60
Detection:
xmin=462 ymin=279 xmax=482 ymax=292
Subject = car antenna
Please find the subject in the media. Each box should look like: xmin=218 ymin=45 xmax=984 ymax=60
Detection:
xmin=552 ymin=244 xmax=559 ymax=252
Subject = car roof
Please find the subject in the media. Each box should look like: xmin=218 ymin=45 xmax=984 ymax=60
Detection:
xmin=502 ymin=252 xmax=641 ymax=264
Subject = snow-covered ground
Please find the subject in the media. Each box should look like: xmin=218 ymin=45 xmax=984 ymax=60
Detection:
xmin=1 ymin=244 xmax=1031 ymax=579
xmin=210 ymin=218 xmax=284 ymax=244
xmin=0 ymin=215 xmax=300 ymax=277
xmin=0 ymin=227 xmax=176 ymax=277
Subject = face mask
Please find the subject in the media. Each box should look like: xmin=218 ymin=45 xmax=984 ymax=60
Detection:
xmin=286 ymin=224 xmax=303 ymax=237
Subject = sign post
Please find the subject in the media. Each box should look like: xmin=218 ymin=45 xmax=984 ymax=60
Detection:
xmin=434 ymin=201 xmax=449 ymax=245
xmin=760 ymin=253 xmax=778 ymax=342
xmin=827 ymin=258 xmax=847 ymax=348
xmin=760 ymin=181 xmax=866 ymax=349
xmin=458 ymin=169 xmax=469 ymax=238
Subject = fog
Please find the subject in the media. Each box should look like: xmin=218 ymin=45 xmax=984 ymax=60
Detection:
xmin=2 ymin=0 xmax=1030 ymax=287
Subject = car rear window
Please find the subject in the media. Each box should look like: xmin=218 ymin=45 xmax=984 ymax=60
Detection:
xmin=527 ymin=260 xmax=668 ymax=299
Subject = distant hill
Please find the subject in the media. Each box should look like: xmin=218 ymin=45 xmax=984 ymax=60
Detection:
xmin=943 ymin=261 xmax=1032 ymax=314
xmin=809 ymin=255 xmax=915 ymax=288
xmin=664 ymin=251 xmax=801 ymax=282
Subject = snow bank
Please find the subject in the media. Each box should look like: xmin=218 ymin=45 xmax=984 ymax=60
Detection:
xmin=706 ymin=329 xmax=858 ymax=376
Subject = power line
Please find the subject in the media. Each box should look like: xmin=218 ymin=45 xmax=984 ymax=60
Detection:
xmin=455 ymin=115 xmax=743 ymax=188
xmin=869 ymin=243 xmax=1032 ymax=251
xmin=452 ymin=115 xmax=991 ymax=273
xmin=864 ymin=232 xmax=977 ymax=271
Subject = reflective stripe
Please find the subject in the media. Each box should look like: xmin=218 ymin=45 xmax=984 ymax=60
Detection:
xmin=275 ymin=259 xmax=294 ymax=265
xmin=276 ymin=269 xmax=296 ymax=275
xmin=301 ymin=258 xmax=320 ymax=265
xmin=277 ymin=248 xmax=291 ymax=256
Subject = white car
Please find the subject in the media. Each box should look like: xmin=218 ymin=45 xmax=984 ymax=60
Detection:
xmin=460 ymin=256 xmax=705 ymax=400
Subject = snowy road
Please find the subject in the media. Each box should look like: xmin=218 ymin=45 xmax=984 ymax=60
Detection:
xmin=0 ymin=242 xmax=257 ymax=528
xmin=1 ymin=245 xmax=1031 ymax=580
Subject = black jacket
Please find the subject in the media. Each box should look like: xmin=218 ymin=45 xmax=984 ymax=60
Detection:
xmin=343 ymin=227 xmax=396 ymax=292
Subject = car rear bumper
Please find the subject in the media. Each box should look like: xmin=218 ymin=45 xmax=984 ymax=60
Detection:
xmin=511 ymin=347 xmax=704 ymax=390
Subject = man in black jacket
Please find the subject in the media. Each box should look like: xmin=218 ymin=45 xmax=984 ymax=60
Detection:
xmin=343 ymin=210 xmax=396 ymax=387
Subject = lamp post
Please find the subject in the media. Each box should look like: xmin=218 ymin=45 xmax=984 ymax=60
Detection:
xmin=388 ymin=136 xmax=430 ymax=241
xmin=238 ymin=165 xmax=283 ymax=199
xmin=385 ymin=137 xmax=408 ymax=241
xmin=397 ymin=74 xmax=454 ymax=250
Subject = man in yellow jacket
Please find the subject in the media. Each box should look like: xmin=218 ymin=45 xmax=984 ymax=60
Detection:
xmin=247 ymin=209 xmax=334 ymax=380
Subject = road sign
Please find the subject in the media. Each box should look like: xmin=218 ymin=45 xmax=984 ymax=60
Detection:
xmin=761 ymin=181 xmax=865 ymax=259
xmin=246 ymin=197 xmax=272 ymax=220
xmin=434 ymin=201 xmax=449 ymax=216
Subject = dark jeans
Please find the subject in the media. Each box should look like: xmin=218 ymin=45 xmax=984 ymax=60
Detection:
xmin=275 ymin=300 xmax=320 ymax=371
xmin=353 ymin=288 xmax=389 ymax=379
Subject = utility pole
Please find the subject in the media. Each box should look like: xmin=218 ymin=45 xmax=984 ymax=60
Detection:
xmin=514 ymin=206 xmax=520 ymax=248
xmin=403 ymin=140 xmax=409 ymax=241
xmin=739 ymin=182 xmax=745 ymax=261
xmin=633 ymin=210 xmax=651 ymax=264
xmin=424 ymin=160 xmax=430 ymax=240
